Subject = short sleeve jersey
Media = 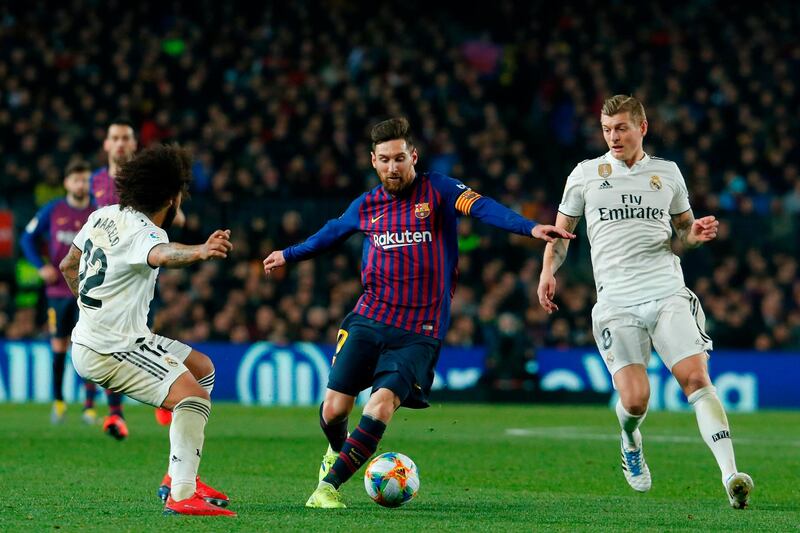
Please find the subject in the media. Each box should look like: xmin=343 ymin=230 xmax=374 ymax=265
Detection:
xmin=71 ymin=205 xmax=168 ymax=352
xmin=558 ymin=152 xmax=691 ymax=306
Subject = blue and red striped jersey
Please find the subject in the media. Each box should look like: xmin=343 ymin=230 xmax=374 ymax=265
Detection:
xmin=20 ymin=198 xmax=95 ymax=298
xmin=283 ymin=172 xmax=537 ymax=339
xmin=90 ymin=166 xmax=119 ymax=207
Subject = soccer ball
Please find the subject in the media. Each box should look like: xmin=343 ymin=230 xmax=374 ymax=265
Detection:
xmin=364 ymin=452 xmax=420 ymax=507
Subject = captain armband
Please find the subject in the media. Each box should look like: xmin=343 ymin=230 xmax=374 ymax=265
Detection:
xmin=455 ymin=190 xmax=482 ymax=215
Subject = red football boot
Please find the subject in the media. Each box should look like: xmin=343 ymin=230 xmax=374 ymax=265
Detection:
xmin=158 ymin=474 xmax=230 ymax=508
xmin=155 ymin=407 xmax=173 ymax=426
xmin=102 ymin=414 xmax=129 ymax=440
xmin=163 ymin=492 xmax=236 ymax=516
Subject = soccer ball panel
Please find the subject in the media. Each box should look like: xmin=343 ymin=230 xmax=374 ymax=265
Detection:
xmin=363 ymin=452 xmax=420 ymax=507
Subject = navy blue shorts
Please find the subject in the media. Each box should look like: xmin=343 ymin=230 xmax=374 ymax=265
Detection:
xmin=327 ymin=313 xmax=441 ymax=409
xmin=48 ymin=297 xmax=79 ymax=339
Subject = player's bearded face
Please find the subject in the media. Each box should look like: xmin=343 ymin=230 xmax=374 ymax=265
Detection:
xmin=65 ymin=171 xmax=90 ymax=202
xmin=104 ymin=125 xmax=137 ymax=166
xmin=372 ymin=140 xmax=418 ymax=195
xmin=601 ymin=112 xmax=646 ymax=163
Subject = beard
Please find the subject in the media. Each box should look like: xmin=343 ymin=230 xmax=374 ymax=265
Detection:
xmin=112 ymin=152 xmax=133 ymax=167
xmin=380 ymin=172 xmax=414 ymax=195
xmin=162 ymin=203 xmax=178 ymax=230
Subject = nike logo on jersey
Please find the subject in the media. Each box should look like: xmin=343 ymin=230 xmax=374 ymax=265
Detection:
xmin=599 ymin=180 xmax=613 ymax=189
xmin=370 ymin=213 xmax=386 ymax=223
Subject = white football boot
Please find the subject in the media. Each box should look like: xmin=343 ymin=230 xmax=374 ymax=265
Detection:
xmin=620 ymin=429 xmax=651 ymax=492
xmin=724 ymin=472 xmax=754 ymax=509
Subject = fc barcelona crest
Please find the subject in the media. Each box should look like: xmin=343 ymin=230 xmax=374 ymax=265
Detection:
xmin=650 ymin=175 xmax=662 ymax=190
xmin=598 ymin=163 xmax=612 ymax=178
xmin=414 ymin=202 xmax=431 ymax=219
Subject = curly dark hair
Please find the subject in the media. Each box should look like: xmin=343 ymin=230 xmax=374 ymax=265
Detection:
xmin=370 ymin=117 xmax=414 ymax=150
xmin=115 ymin=144 xmax=192 ymax=214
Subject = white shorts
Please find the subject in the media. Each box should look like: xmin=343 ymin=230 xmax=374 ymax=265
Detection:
xmin=591 ymin=287 xmax=712 ymax=377
xmin=71 ymin=333 xmax=193 ymax=407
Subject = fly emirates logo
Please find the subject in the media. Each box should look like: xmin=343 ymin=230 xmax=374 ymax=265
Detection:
xmin=372 ymin=230 xmax=433 ymax=250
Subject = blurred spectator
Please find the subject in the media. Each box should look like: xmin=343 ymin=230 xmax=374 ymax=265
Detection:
xmin=1 ymin=1 xmax=798 ymax=351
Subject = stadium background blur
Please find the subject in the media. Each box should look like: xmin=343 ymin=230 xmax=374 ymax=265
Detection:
xmin=1 ymin=0 xmax=799 ymax=384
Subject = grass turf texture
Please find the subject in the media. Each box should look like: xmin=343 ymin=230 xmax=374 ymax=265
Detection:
xmin=1 ymin=403 xmax=797 ymax=532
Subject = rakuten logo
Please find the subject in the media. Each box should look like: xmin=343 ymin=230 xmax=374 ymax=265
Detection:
xmin=56 ymin=230 xmax=78 ymax=245
xmin=372 ymin=230 xmax=433 ymax=250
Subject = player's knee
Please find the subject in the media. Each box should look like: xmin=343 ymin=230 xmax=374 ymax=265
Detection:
xmin=184 ymin=387 xmax=210 ymax=403
xmin=51 ymin=338 xmax=69 ymax=352
xmin=619 ymin=388 xmax=649 ymax=415
xmin=163 ymin=375 xmax=210 ymax=410
xmin=625 ymin=402 xmax=648 ymax=416
xmin=174 ymin=386 xmax=210 ymax=407
xmin=681 ymin=372 xmax=711 ymax=396
xmin=191 ymin=351 xmax=214 ymax=379
xmin=365 ymin=388 xmax=399 ymax=420
xmin=322 ymin=400 xmax=349 ymax=423
xmin=620 ymin=394 xmax=649 ymax=415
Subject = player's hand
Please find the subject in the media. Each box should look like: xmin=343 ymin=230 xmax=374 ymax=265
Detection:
xmin=532 ymin=225 xmax=576 ymax=243
xmin=200 ymin=229 xmax=233 ymax=260
xmin=537 ymin=272 xmax=559 ymax=314
xmin=690 ymin=215 xmax=719 ymax=243
xmin=38 ymin=264 xmax=59 ymax=284
xmin=262 ymin=250 xmax=286 ymax=276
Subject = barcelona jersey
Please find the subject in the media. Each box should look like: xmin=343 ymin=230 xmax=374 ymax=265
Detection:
xmin=283 ymin=172 xmax=536 ymax=339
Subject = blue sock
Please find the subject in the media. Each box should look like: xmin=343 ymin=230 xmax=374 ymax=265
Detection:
xmin=319 ymin=402 xmax=348 ymax=452
xmin=323 ymin=414 xmax=386 ymax=489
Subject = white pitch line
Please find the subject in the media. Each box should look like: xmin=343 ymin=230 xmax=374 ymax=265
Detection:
xmin=506 ymin=427 xmax=800 ymax=447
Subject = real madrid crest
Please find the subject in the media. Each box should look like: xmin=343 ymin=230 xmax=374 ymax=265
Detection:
xmin=598 ymin=163 xmax=612 ymax=178
xmin=414 ymin=202 xmax=431 ymax=219
xmin=650 ymin=175 xmax=662 ymax=190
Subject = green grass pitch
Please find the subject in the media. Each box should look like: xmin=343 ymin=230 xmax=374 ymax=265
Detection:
xmin=1 ymin=403 xmax=797 ymax=532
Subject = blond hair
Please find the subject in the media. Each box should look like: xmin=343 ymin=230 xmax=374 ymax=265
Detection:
xmin=601 ymin=95 xmax=647 ymax=125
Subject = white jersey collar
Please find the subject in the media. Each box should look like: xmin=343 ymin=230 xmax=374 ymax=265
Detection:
xmin=604 ymin=151 xmax=650 ymax=170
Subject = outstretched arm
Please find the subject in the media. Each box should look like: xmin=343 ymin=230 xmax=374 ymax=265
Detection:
xmin=148 ymin=229 xmax=233 ymax=268
xmin=671 ymin=210 xmax=718 ymax=249
xmin=537 ymin=213 xmax=581 ymax=314
xmin=280 ymin=216 xmax=358 ymax=263
xmin=272 ymin=196 xmax=363 ymax=269
xmin=59 ymin=244 xmax=83 ymax=298
xmin=263 ymin=216 xmax=354 ymax=275
xmin=459 ymin=192 xmax=575 ymax=242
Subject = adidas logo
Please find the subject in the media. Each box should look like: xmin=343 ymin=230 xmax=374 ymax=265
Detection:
xmin=599 ymin=180 xmax=613 ymax=189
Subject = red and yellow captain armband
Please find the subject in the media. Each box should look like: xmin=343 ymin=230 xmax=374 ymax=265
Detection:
xmin=455 ymin=190 xmax=482 ymax=215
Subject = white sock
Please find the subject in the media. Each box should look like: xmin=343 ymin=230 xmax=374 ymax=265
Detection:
xmin=616 ymin=399 xmax=646 ymax=449
xmin=168 ymin=396 xmax=210 ymax=501
xmin=688 ymin=385 xmax=737 ymax=480
xmin=197 ymin=371 xmax=215 ymax=394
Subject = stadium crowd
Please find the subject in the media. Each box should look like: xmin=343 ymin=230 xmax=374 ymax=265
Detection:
xmin=1 ymin=1 xmax=799 ymax=371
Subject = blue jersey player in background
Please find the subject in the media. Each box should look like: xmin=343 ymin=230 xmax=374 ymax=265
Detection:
xmin=263 ymin=117 xmax=575 ymax=508
xmin=20 ymin=160 xmax=99 ymax=425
